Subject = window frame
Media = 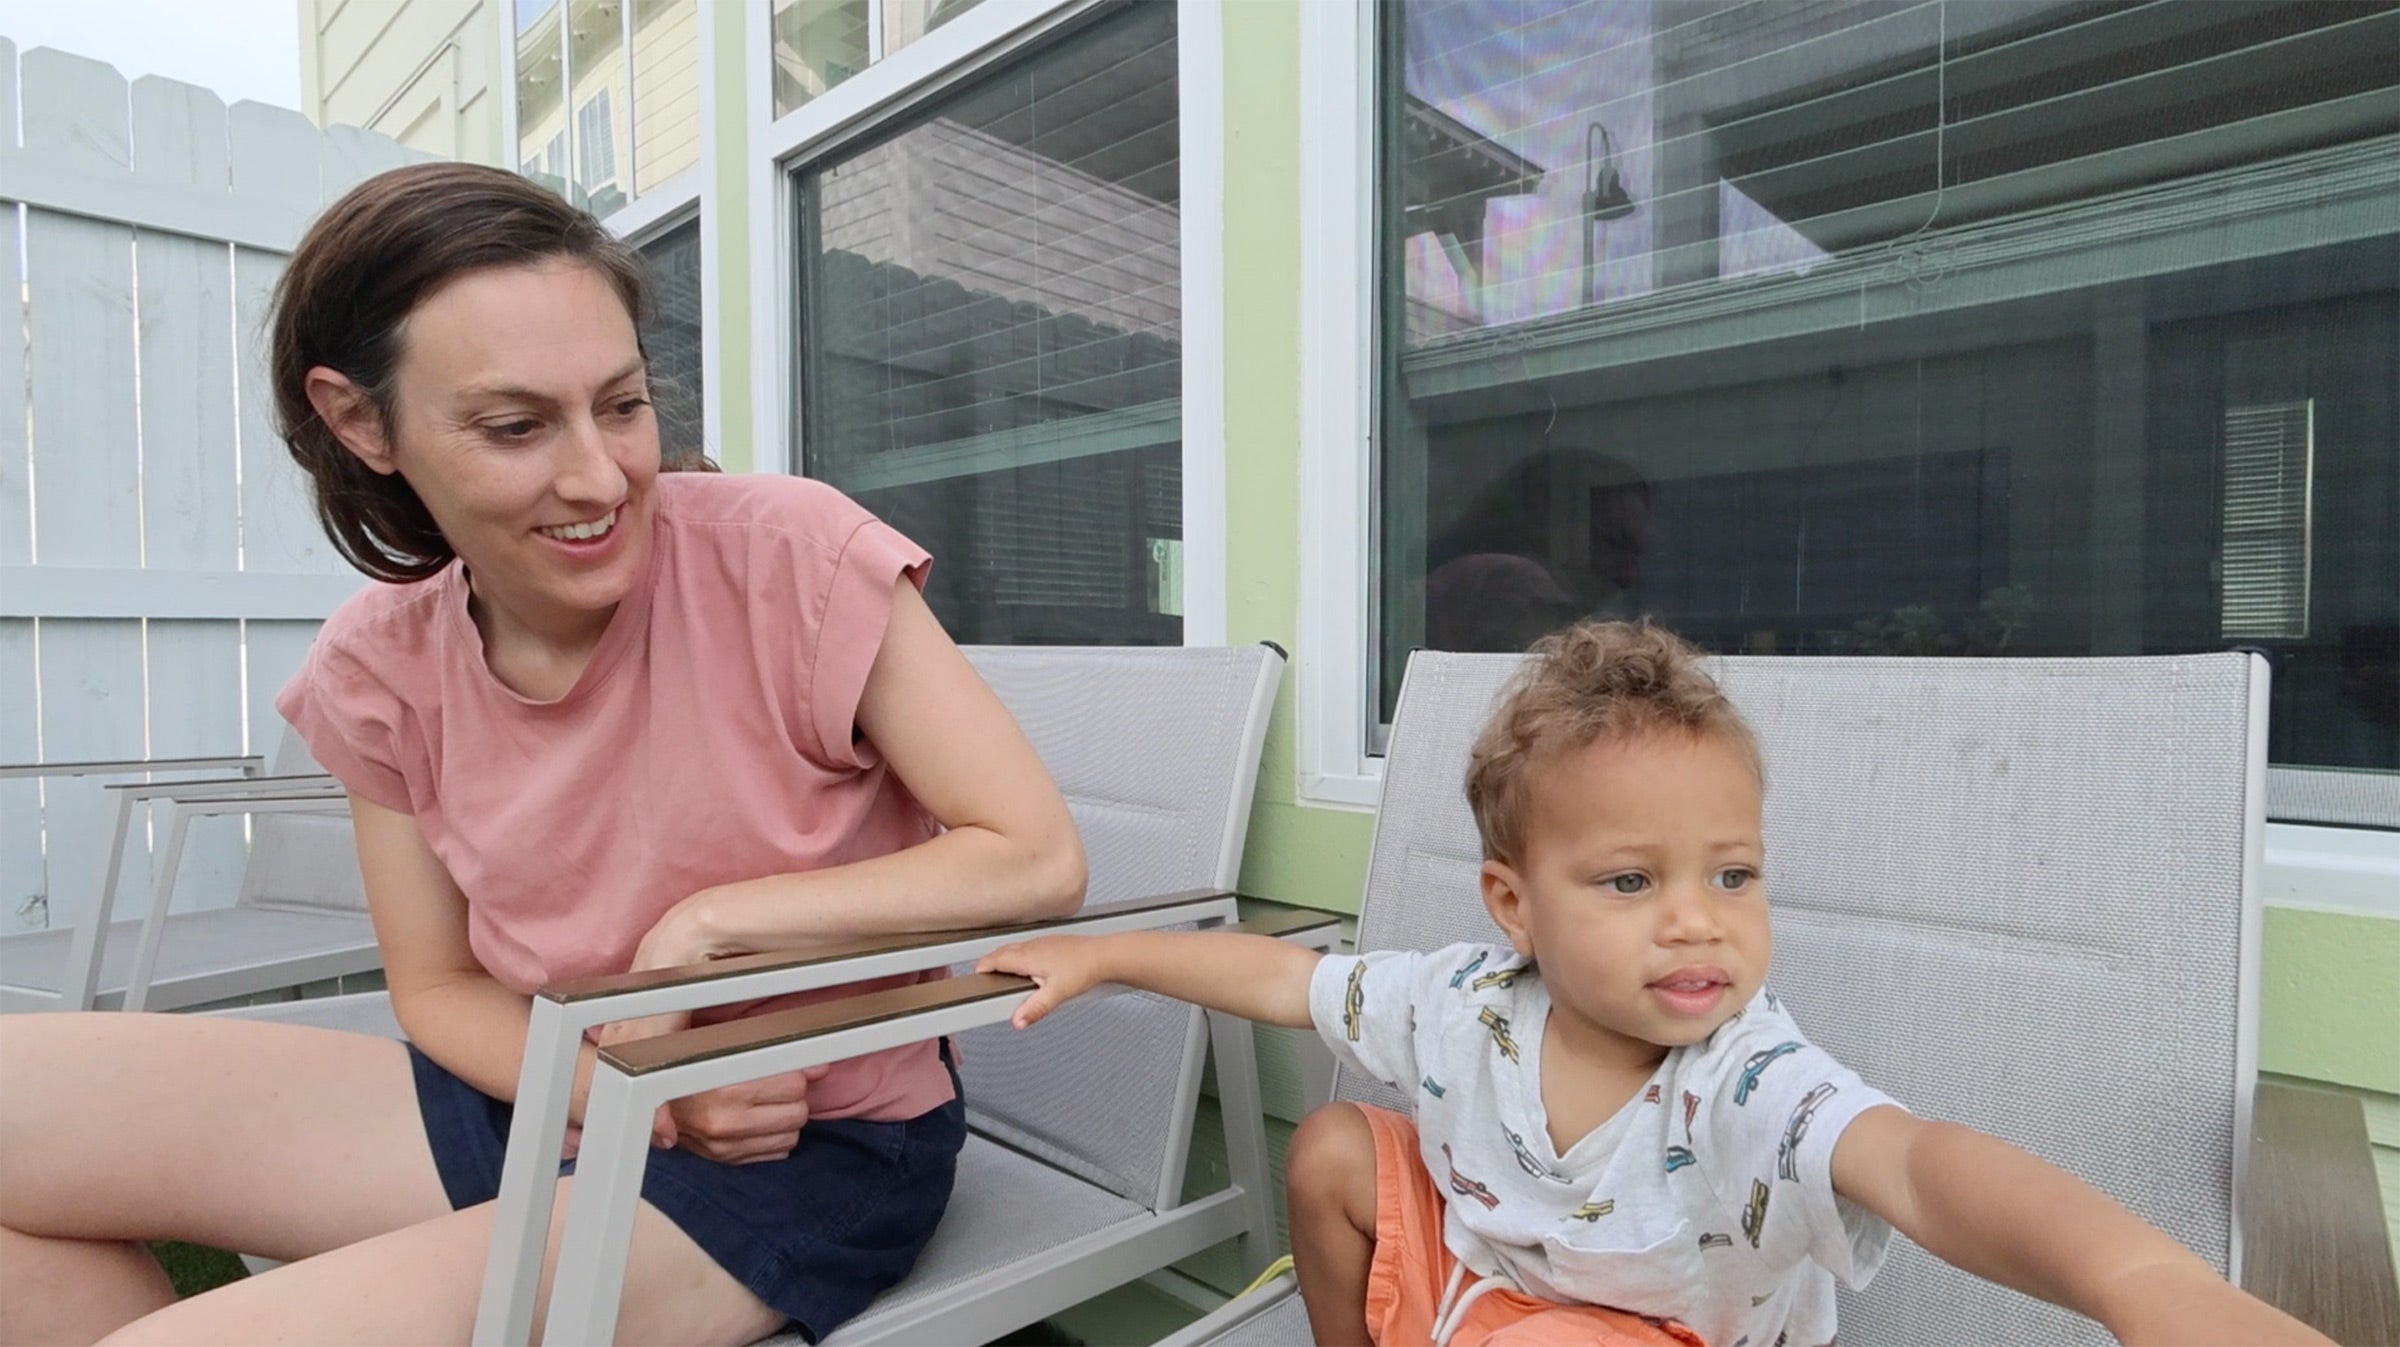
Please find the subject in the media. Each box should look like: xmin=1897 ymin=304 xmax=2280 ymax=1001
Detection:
xmin=748 ymin=0 xmax=1227 ymax=645
xmin=1298 ymin=0 xmax=2400 ymax=903
xmin=502 ymin=0 xmax=722 ymax=454
xmin=1295 ymin=0 xmax=1378 ymax=806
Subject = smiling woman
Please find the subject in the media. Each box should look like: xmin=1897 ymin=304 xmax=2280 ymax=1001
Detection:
xmin=0 ymin=162 xmax=1086 ymax=1346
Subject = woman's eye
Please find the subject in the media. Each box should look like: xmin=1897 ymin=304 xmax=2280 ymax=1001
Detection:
xmin=485 ymin=419 xmax=540 ymax=441
xmin=1604 ymin=874 xmax=1647 ymax=895
xmin=608 ymin=396 xmax=652 ymax=418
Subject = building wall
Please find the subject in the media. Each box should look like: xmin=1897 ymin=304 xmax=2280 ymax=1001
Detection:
xmin=1187 ymin=0 xmax=2400 ymax=1317
xmin=298 ymin=0 xmax=504 ymax=164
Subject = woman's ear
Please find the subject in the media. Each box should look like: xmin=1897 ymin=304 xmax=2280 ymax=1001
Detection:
xmin=1480 ymin=859 xmax=1537 ymax=960
xmin=303 ymin=367 xmax=397 ymax=475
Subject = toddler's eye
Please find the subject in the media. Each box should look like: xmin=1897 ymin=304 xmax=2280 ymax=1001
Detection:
xmin=1713 ymin=868 xmax=1757 ymax=890
xmin=1604 ymin=873 xmax=1648 ymax=895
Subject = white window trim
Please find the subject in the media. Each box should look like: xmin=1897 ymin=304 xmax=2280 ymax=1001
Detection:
xmin=749 ymin=0 xmax=1227 ymax=645
xmin=1296 ymin=0 xmax=1379 ymax=807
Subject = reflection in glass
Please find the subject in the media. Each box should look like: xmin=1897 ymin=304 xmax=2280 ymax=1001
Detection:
xmin=773 ymin=0 xmax=870 ymax=118
xmin=883 ymin=0 xmax=987 ymax=58
xmin=632 ymin=0 xmax=702 ymax=192
xmin=799 ymin=3 xmax=1182 ymax=645
xmin=1378 ymin=0 xmax=2400 ymax=775
xmin=515 ymin=1 xmax=566 ymax=197
xmin=640 ymin=221 xmax=705 ymax=460
xmin=565 ymin=0 xmax=629 ymax=216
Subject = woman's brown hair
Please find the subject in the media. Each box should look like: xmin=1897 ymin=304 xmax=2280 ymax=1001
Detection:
xmin=270 ymin=162 xmax=653 ymax=582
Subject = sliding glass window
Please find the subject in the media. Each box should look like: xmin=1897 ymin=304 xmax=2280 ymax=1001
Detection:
xmin=796 ymin=2 xmax=1182 ymax=645
xmin=1375 ymin=0 xmax=2399 ymax=780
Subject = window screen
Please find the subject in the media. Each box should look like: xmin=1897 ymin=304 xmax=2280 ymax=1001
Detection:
xmin=797 ymin=2 xmax=1182 ymax=645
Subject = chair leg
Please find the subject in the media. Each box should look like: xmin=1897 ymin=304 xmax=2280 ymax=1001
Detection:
xmin=473 ymin=996 xmax=584 ymax=1346
xmin=59 ymin=791 xmax=141 ymax=1012
xmin=540 ymin=1066 xmax=654 ymax=1347
xmin=1208 ymin=1008 xmax=1277 ymax=1279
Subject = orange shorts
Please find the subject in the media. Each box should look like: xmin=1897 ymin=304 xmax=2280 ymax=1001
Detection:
xmin=1358 ymin=1105 xmax=1705 ymax=1347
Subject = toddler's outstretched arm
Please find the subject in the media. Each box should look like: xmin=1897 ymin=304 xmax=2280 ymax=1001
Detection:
xmin=977 ymin=929 xmax=1321 ymax=1030
xmin=1832 ymin=1106 xmax=2331 ymax=1346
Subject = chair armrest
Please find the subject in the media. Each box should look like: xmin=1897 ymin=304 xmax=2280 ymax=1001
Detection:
xmin=166 ymin=791 xmax=348 ymax=814
xmin=541 ymin=886 xmax=1239 ymax=1008
xmin=599 ymin=971 xmax=1033 ymax=1076
xmin=103 ymin=772 xmax=339 ymax=801
xmin=1230 ymin=896 xmax=1343 ymax=944
xmin=0 ymin=753 xmax=263 ymax=781
xmin=2241 ymin=1080 xmax=2400 ymax=1345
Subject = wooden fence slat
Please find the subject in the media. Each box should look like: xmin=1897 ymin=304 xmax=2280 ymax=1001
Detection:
xmin=132 ymin=79 xmax=239 ymax=573
xmin=32 ymin=620 xmax=146 ymax=935
xmin=230 ymin=99 xmax=340 ymax=577
xmin=22 ymin=49 xmax=140 ymax=573
xmin=132 ymin=75 xmax=247 ymax=908
xmin=2 ymin=43 xmax=40 ymax=930
xmin=1 ymin=48 xmax=31 ymax=570
xmin=22 ymin=48 xmax=129 ymax=172
xmin=0 ymin=620 xmax=40 ymax=932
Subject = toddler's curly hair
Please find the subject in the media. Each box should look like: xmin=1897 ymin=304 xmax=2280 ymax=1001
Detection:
xmin=1465 ymin=621 xmax=1762 ymax=865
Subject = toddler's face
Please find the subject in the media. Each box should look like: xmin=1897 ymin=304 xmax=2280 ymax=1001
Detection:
xmin=1481 ymin=730 xmax=1771 ymax=1073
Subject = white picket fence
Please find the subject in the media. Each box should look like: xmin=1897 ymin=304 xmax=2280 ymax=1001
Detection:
xmin=0 ymin=41 xmax=425 ymax=934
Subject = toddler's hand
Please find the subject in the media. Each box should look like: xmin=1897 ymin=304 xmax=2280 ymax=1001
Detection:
xmin=977 ymin=936 xmax=1107 ymax=1029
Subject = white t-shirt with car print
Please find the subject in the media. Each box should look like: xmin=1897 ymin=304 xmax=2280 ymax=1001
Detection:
xmin=1306 ymin=943 xmax=1899 ymax=1347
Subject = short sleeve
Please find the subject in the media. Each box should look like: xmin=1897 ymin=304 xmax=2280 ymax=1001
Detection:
xmin=1307 ymin=950 xmax=1431 ymax=1089
xmin=1693 ymin=1015 xmax=1899 ymax=1289
xmin=806 ymin=508 xmax=932 ymax=770
xmin=274 ymin=637 xmax=413 ymax=813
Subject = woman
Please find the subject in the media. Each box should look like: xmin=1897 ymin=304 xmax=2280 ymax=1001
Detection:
xmin=0 ymin=163 xmax=1085 ymax=1345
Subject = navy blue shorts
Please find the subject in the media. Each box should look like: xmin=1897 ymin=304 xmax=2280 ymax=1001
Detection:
xmin=407 ymin=1043 xmax=966 ymax=1342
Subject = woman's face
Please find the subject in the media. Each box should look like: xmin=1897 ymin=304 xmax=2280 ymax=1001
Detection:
xmin=374 ymin=260 xmax=660 ymax=633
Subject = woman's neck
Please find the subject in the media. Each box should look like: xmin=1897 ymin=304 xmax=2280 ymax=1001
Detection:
xmin=465 ymin=576 xmax=614 ymax=701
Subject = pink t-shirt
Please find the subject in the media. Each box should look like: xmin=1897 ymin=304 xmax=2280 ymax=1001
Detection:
xmin=277 ymin=473 xmax=954 ymax=1122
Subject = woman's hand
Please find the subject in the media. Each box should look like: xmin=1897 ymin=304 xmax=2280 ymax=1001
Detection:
xmin=977 ymin=935 xmax=1110 ymax=1029
xmin=659 ymin=1064 xmax=834 ymax=1164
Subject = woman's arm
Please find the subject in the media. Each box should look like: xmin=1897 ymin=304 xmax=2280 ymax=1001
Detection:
xmin=630 ymin=580 xmax=1087 ymax=969
xmin=1830 ymin=1105 xmax=2331 ymax=1345
xmin=352 ymin=794 xmax=604 ymax=1118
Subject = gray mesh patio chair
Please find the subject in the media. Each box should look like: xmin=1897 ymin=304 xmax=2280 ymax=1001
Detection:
xmin=1159 ymin=650 xmax=2393 ymax=1347
xmin=0 ymin=726 xmax=371 ymax=1013
xmin=215 ymin=644 xmax=1307 ymax=1344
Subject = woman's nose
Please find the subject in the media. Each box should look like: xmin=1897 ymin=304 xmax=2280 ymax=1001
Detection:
xmin=552 ymin=416 xmax=628 ymax=502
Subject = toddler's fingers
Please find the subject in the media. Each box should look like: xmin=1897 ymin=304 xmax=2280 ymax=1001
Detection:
xmin=1010 ymin=983 xmax=1064 ymax=1030
xmin=651 ymin=1103 xmax=678 ymax=1150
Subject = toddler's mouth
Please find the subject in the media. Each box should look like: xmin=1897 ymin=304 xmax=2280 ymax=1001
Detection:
xmin=1648 ymin=968 xmax=1731 ymax=1015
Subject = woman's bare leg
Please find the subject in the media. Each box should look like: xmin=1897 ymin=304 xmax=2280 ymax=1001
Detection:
xmin=0 ymin=1012 xmax=450 ymax=1345
xmin=1287 ymin=1102 xmax=1382 ymax=1347
xmin=1 ymin=1012 xmax=784 ymax=1346
xmin=96 ymin=1180 xmax=783 ymax=1347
